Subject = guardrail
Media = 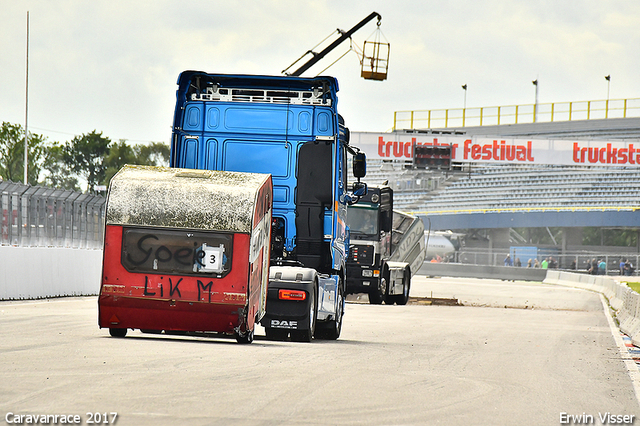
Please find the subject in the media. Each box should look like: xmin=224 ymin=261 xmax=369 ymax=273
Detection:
xmin=394 ymin=97 xmax=640 ymax=130
xmin=544 ymin=270 xmax=640 ymax=346
xmin=418 ymin=261 xmax=547 ymax=282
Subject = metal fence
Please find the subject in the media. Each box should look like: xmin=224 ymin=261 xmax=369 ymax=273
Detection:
xmin=458 ymin=249 xmax=638 ymax=276
xmin=394 ymin=97 xmax=640 ymax=130
xmin=0 ymin=181 xmax=105 ymax=249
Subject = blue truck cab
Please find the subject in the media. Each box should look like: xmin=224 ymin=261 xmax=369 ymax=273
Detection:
xmin=170 ymin=71 xmax=365 ymax=341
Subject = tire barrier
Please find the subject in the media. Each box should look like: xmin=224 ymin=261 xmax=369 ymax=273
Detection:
xmin=544 ymin=270 xmax=640 ymax=346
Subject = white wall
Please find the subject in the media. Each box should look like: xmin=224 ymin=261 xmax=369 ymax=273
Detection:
xmin=0 ymin=246 xmax=103 ymax=300
xmin=544 ymin=270 xmax=640 ymax=347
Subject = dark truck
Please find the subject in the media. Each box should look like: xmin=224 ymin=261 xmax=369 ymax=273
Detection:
xmin=346 ymin=185 xmax=426 ymax=304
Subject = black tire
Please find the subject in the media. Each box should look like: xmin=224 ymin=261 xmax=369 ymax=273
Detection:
xmin=396 ymin=270 xmax=411 ymax=305
xmin=235 ymin=327 xmax=254 ymax=344
xmin=368 ymin=273 xmax=387 ymax=305
xmin=265 ymin=328 xmax=289 ymax=341
xmin=291 ymin=284 xmax=317 ymax=343
xmin=316 ymin=276 xmax=344 ymax=340
xmin=109 ymin=328 xmax=127 ymax=338
xmin=384 ymin=269 xmax=397 ymax=304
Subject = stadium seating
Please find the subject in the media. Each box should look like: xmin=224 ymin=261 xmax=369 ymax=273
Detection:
xmin=380 ymin=163 xmax=640 ymax=212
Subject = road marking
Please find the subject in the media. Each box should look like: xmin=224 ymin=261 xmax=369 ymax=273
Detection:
xmin=600 ymin=294 xmax=640 ymax=407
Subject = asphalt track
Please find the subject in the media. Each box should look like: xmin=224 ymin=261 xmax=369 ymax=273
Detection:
xmin=1 ymin=276 xmax=639 ymax=425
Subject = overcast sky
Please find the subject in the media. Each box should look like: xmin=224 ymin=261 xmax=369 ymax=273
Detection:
xmin=2 ymin=0 xmax=639 ymax=145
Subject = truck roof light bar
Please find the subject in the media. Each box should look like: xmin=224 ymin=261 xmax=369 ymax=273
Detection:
xmin=191 ymin=87 xmax=331 ymax=106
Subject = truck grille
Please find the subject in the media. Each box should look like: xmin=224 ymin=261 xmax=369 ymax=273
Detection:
xmin=348 ymin=245 xmax=374 ymax=265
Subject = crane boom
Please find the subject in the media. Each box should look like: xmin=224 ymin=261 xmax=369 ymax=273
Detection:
xmin=286 ymin=12 xmax=382 ymax=77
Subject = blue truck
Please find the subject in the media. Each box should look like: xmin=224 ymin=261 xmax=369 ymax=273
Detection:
xmin=169 ymin=71 xmax=366 ymax=341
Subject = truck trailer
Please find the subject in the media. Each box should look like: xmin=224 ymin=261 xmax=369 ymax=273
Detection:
xmin=99 ymin=72 xmax=367 ymax=343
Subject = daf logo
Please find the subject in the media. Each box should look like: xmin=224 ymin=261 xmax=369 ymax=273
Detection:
xmin=271 ymin=319 xmax=298 ymax=329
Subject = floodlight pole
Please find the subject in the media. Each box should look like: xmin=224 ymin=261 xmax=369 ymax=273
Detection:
xmin=462 ymin=84 xmax=467 ymax=109
xmin=532 ymin=79 xmax=539 ymax=123
xmin=605 ymin=75 xmax=611 ymax=118
xmin=24 ymin=11 xmax=30 ymax=185
xmin=462 ymin=84 xmax=467 ymax=126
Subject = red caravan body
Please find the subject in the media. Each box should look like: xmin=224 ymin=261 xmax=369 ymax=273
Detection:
xmin=98 ymin=165 xmax=272 ymax=339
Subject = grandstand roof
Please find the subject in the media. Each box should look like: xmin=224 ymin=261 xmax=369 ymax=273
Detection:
xmin=433 ymin=117 xmax=640 ymax=141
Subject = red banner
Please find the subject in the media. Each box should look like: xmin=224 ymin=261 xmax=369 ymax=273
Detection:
xmin=351 ymin=132 xmax=640 ymax=167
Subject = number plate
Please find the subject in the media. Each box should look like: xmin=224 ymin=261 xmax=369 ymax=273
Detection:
xmin=200 ymin=244 xmax=224 ymax=273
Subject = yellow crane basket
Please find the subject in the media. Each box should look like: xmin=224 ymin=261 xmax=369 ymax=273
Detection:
xmin=361 ymin=38 xmax=389 ymax=81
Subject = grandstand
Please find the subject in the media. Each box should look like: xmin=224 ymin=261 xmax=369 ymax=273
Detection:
xmin=396 ymin=117 xmax=640 ymax=215
xmin=363 ymin=159 xmax=640 ymax=220
xmin=415 ymin=164 xmax=640 ymax=213
xmin=360 ymin=115 xmax=640 ymax=270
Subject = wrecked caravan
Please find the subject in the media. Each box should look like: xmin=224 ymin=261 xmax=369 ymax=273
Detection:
xmin=98 ymin=165 xmax=272 ymax=343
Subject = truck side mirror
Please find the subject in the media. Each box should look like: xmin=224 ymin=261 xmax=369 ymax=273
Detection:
xmin=352 ymin=181 xmax=367 ymax=197
xmin=345 ymin=181 xmax=368 ymax=205
xmin=353 ymin=152 xmax=366 ymax=178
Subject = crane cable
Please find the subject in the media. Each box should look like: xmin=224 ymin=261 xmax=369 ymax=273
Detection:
xmin=284 ymin=18 xmax=388 ymax=77
xmin=315 ymin=37 xmax=357 ymax=76
xmin=356 ymin=22 xmax=389 ymax=69
xmin=317 ymin=23 xmax=388 ymax=76
xmin=282 ymin=29 xmax=342 ymax=75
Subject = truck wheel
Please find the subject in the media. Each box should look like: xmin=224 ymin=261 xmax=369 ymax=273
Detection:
xmin=368 ymin=276 xmax=387 ymax=305
xmin=291 ymin=284 xmax=317 ymax=342
xmin=396 ymin=270 xmax=411 ymax=305
xmin=316 ymin=277 xmax=343 ymax=340
xmin=109 ymin=328 xmax=127 ymax=338
xmin=235 ymin=327 xmax=254 ymax=344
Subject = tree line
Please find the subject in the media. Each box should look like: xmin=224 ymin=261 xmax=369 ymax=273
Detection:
xmin=0 ymin=121 xmax=169 ymax=192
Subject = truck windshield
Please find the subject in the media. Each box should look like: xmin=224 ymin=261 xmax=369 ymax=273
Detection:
xmin=347 ymin=205 xmax=378 ymax=238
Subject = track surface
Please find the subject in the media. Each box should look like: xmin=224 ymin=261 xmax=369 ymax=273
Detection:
xmin=1 ymin=276 xmax=639 ymax=425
